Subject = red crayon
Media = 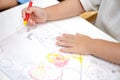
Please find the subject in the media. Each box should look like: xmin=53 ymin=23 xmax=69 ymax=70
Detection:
xmin=24 ymin=1 xmax=33 ymax=26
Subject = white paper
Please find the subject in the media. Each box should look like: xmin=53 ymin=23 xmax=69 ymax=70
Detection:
xmin=0 ymin=21 xmax=83 ymax=80
xmin=0 ymin=0 xmax=120 ymax=79
xmin=0 ymin=17 xmax=120 ymax=80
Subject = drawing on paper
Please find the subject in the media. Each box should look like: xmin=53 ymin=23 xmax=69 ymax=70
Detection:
xmin=29 ymin=64 xmax=62 ymax=80
xmin=46 ymin=53 xmax=70 ymax=67
xmin=0 ymin=58 xmax=13 ymax=68
xmin=27 ymin=33 xmax=33 ymax=40
xmin=72 ymin=55 xmax=83 ymax=63
xmin=28 ymin=53 xmax=82 ymax=80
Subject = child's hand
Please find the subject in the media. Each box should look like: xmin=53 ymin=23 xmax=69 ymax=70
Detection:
xmin=56 ymin=33 xmax=93 ymax=55
xmin=22 ymin=6 xmax=47 ymax=26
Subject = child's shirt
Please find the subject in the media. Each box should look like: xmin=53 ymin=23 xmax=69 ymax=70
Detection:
xmin=17 ymin=0 xmax=30 ymax=4
xmin=80 ymin=0 xmax=120 ymax=41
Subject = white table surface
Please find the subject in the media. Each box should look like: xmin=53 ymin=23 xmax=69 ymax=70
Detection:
xmin=0 ymin=0 xmax=119 ymax=80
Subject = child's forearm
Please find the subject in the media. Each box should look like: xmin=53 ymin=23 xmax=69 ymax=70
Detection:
xmin=44 ymin=0 xmax=85 ymax=21
xmin=88 ymin=39 xmax=120 ymax=64
xmin=0 ymin=0 xmax=18 ymax=11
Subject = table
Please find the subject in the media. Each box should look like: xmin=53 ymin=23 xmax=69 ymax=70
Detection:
xmin=0 ymin=0 xmax=120 ymax=80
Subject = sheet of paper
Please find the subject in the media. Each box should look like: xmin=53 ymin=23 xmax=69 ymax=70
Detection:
xmin=0 ymin=22 xmax=83 ymax=80
xmin=0 ymin=17 xmax=120 ymax=80
xmin=0 ymin=0 xmax=120 ymax=79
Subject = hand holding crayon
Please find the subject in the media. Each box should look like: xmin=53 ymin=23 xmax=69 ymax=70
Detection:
xmin=22 ymin=1 xmax=47 ymax=26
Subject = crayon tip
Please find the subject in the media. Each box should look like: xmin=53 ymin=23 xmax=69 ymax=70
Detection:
xmin=24 ymin=21 xmax=27 ymax=26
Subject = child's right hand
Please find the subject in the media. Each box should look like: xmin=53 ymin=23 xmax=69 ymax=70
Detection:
xmin=22 ymin=6 xmax=47 ymax=26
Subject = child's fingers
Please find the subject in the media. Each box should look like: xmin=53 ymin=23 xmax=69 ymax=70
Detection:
xmin=56 ymin=40 xmax=72 ymax=47
xmin=22 ymin=8 xmax=27 ymax=19
xmin=27 ymin=19 xmax=36 ymax=26
xmin=27 ymin=7 xmax=38 ymax=14
xmin=22 ymin=7 xmax=35 ymax=19
xmin=60 ymin=47 xmax=74 ymax=53
xmin=76 ymin=33 xmax=85 ymax=36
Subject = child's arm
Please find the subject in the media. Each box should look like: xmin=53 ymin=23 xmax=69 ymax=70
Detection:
xmin=56 ymin=33 xmax=120 ymax=64
xmin=22 ymin=0 xmax=85 ymax=25
xmin=44 ymin=0 xmax=85 ymax=21
xmin=0 ymin=0 xmax=18 ymax=11
xmin=0 ymin=0 xmax=30 ymax=11
xmin=88 ymin=38 xmax=120 ymax=64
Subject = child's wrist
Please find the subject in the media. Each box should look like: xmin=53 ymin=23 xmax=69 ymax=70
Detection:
xmin=86 ymin=38 xmax=95 ymax=55
xmin=45 ymin=10 xmax=48 ymax=22
xmin=44 ymin=7 xmax=51 ymax=21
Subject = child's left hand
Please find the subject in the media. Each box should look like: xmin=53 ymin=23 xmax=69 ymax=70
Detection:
xmin=56 ymin=33 xmax=93 ymax=55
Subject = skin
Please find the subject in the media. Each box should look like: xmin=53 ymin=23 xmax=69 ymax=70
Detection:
xmin=0 ymin=0 xmax=18 ymax=11
xmin=22 ymin=0 xmax=84 ymax=25
xmin=22 ymin=0 xmax=120 ymax=64
xmin=56 ymin=33 xmax=120 ymax=64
